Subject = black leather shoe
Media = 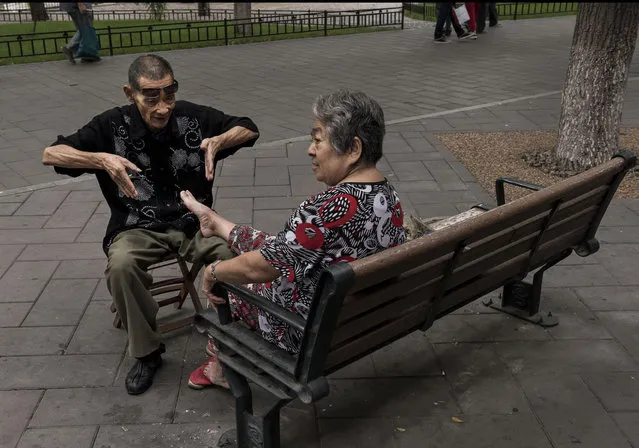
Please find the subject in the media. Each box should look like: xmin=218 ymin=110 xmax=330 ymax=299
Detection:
xmin=125 ymin=345 xmax=165 ymax=395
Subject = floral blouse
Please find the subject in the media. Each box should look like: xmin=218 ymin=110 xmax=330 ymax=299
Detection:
xmin=227 ymin=180 xmax=406 ymax=354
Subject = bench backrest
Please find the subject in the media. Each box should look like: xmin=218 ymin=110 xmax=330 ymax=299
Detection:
xmin=295 ymin=153 xmax=636 ymax=382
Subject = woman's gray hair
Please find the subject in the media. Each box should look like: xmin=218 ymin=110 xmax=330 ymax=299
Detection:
xmin=312 ymin=90 xmax=385 ymax=166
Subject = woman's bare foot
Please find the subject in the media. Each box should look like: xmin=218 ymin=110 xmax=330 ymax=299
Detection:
xmin=203 ymin=358 xmax=230 ymax=389
xmin=180 ymin=190 xmax=218 ymax=238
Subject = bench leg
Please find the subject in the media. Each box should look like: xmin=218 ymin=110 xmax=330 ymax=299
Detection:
xmin=483 ymin=250 xmax=572 ymax=327
xmin=217 ymin=366 xmax=290 ymax=448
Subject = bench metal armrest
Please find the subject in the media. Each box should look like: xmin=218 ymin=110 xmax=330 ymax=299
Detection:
xmin=212 ymin=282 xmax=306 ymax=332
xmin=495 ymin=177 xmax=544 ymax=206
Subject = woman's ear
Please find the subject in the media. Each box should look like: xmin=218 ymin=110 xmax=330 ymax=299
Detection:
xmin=348 ymin=136 xmax=363 ymax=165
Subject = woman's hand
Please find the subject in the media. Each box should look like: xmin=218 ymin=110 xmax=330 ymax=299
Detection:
xmin=202 ymin=263 xmax=226 ymax=306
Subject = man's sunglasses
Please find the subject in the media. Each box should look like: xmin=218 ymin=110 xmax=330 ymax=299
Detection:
xmin=137 ymin=80 xmax=179 ymax=105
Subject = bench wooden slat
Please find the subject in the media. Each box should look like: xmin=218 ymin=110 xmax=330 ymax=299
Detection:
xmin=337 ymin=203 xmax=599 ymax=326
xmin=325 ymin=306 xmax=427 ymax=372
xmin=347 ymin=160 xmax=622 ymax=293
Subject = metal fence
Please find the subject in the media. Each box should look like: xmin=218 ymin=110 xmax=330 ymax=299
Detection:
xmin=402 ymin=2 xmax=579 ymax=21
xmin=0 ymin=7 xmax=398 ymax=24
xmin=0 ymin=8 xmax=404 ymax=59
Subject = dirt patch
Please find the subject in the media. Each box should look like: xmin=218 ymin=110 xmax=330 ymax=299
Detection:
xmin=436 ymin=129 xmax=639 ymax=201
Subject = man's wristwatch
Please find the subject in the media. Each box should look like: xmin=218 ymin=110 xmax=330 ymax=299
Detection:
xmin=209 ymin=260 xmax=222 ymax=282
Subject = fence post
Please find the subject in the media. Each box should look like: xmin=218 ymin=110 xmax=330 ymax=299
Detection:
xmin=324 ymin=10 xmax=327 ymax=36
xmin=107 ymin=26 xmax=114 ymax=56
xmin=18 ymin=10 xmax=22 ymax=23
xmin=224 ymin=18 xmax=228 ymax=45
xmin=401 ymin=7 xmax=405 ymax=29
xmin=423 ymin=2 xmax=426 ymax=20
xmin=514 ymin=2 xmax=518 ymax=20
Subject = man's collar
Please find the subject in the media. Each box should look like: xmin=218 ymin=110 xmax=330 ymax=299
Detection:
xmin=127 ymin=103 xmax=181 ymax=140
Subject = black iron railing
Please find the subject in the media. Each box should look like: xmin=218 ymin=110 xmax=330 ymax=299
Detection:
xmin=402 ymin=2 xmax=579 ymax=21
xmin=0 ymin=8 xmax=404 ymax=59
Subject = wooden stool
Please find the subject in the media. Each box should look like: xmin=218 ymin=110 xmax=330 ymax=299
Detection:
xmin=109 ymin=254 xmax=204 ymax=333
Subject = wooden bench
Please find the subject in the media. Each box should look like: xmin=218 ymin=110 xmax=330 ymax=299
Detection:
xmin=195 ymin=152 xmax=636 ymax=448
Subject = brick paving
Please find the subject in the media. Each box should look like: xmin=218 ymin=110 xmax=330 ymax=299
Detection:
xmin=1 ymin=15 xmax=639 ymax=448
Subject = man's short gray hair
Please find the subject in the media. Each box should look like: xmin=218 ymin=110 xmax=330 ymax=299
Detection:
xmin=312 ymin=90 xmax=385 ymax=166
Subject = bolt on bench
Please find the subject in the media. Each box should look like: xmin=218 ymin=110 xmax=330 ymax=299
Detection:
xmin=196 ymin=152 xmax=636 ymax=448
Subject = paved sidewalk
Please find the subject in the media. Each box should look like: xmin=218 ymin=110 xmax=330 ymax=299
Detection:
xmin=1 ymin=15 xmax=639 ymax=448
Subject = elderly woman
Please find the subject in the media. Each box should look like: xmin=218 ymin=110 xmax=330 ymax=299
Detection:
xmin=182 ymin=90 xmax=406 ymax=389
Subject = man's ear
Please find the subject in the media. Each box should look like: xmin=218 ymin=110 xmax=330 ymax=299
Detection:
xmin=123 ymin=84 xmax=134 ymax=103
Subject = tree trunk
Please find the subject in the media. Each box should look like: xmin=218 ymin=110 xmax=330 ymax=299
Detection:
xmin=198 ymin=2 xmax=209 ymax=17
xmin=234 ymin=2 xmax=252 ymax=37
xmin=556 ymin=3 xmax=639 ymax=172
xmin=29 ymin=2 xmax=49 ymax=21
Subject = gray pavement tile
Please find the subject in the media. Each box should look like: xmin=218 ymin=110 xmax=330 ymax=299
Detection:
xmin=582 ymin=372 xmax=639 ymax=412
xmin=328 ymin=355 xmax=377 ymax=380
xmin=254 ymin=166 xmax=291 ymax=186
xmin=76 ymin=213 xmax=109 ymax=243
xmin=66 ymin=302 xmax=127 ymax=355
xmin=0 ymin=203 xmax=20 ymax=215
xmin=318 ymin=418 xmax=397 ymax=448
xmin=546 ymin=314 xmax=613 ymax=340
xmin=16 ymin=427 xmax=96 ymax=448
xmin=0 ymin=260 xmax=58 ymax=303
xmin=65 ymin=190 xmax=105 ymax=202
xmin=424 ymin=160 xmax=467 ymax=191
xmin=211 ymin=198 xmax=253 ymax=224
xmin=392 ymin=415 xmax=552 ymax=448
xmin=414 ymin=203 xmax=465 ymax=218
xmin=252 ymin=196 xmax=308 ymax=210
xmin=316 ymin=378 xmax=459 ymax=418
xmin=213 ymin=176 xmax=255 ymax=187
xmin=0 ymin=244 xmax=25 ymax=279
xmin=93 ymin=423 xmax=234 ymax=448
xmin=406 ymin=190 xmax=479 ymax=205
xmin=600 ymin=204 xmax=639 ymax=227
xmin=288 ymin=164 xmax=313 ymax=175
xmin=30 ymin=384 xmax=178 ymax=427
xmin=0 ymin=390 xmax=43 ymax=448
xmin=543 ymin=263 xmax=620 ymax=287
xmin=518 ymin=373 xmax=632 ymax=448
xmin=427 ymin=314 xmax=551 ymax=343
xmin=392 ymin=180 xmax=441 ymax=193
xmin=253 ymin=209 xmax=293 ymax=235
xmin=216 ymin=186 xmax=291 ymax=198
xmin=590 ymin=244 xmax=639 ymax=285
xmin=0 ymin=354 xmax=120 ymax=389
xmin=612 ymin=413 xmax=639 ymax=447
xmin=371 ymin=331 xmax=441 ymax=378
xmin=595 ymin=226 xmax=639 ymax=244
xmin=495 ymin=340 xmax=637 ymax=375
xmin=0 ymin=326 xmax=73 ymax=356
xmin=0 ymin=216 xmax=48 ymax=229
xmin=18 ymin=243 xmax=103 ymax=261
xmin=389 ymin=161 xmax=434 ymax=182
xmin=596 ymin=311 xmax=639 ymax=362
xmin=0 ymin=228 xmax=82 ymax=245
xmin=22 ymin=279 xmax=97 ymax=327
xmin=219 ymin=158 xmax=255 ymax=176
xmin=95 ymin=201 xmax=110 ymax=214
xmin=92 ymin=279 xmax=111 ymax=301
xmin=290 ymin=174 xmax=326 ymax=197
xmin=52 ymin=259 xmax=106 ymax=279
xmin=0 ymin=192 xmax=31 ymax=203
xmin=43 ymin=201 xmax=98 ymax=229
xmin=0 ymin=302 xmax=31 ymax=327
xmin=13 ymin=191 xmax=69 ymax=216
xmin=6 ymin=159 xmax=51 ymax=178
xmin=574 ymin=286 xmax=639 ymax=311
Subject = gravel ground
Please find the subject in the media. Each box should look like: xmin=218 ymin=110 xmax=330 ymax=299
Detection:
xmin=437 ymin=129 xmax=639 ymax=200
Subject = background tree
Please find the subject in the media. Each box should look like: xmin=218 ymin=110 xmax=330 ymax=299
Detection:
xmin=234 ymin=2 xmax=252 ymax=37
xmin=29 ymin=2 xmax=49 ymax=22
xmin=138 ymin=2 xmax=167 ymax=20
xmin=198 ymin=2 xmax=209 ymax=17
xmin=556 ymin=3 xmax=639 ymax=172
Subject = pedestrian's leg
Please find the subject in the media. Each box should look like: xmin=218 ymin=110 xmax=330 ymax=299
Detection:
xmin=434 ymin=2 xmax=452 ymax=40
xmin=450 ymin=6 xmax=469 ymax=38
xmin=477 ymin=2 xmax=487 ymax=33
xmin=489 ymin=2 xmax=499 ymax=27
xmin=466 ymin=2 xmax=478 ymax=33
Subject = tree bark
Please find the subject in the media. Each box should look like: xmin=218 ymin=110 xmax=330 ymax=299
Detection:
xmin=198 ymin=2 xmax=209 ymax=17
xmin=556 ymin=3 xmax=639 ymax=171
xmin=234 ymin=2 xmax=252 ymax=37
xmin=29 ymin=2 xmax=49 ymax=21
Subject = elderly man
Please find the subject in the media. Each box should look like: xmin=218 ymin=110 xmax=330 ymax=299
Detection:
xmin=42 ymin=54 xmax=259 ymax=395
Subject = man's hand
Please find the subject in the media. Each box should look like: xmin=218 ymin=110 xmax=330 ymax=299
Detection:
xmin=202 ymin=263 xmax=227 ymax=305
xmin=100 ymin=154 xmax=140 ymax=199
xmin=200 ymin=137 xmax=223 ymax=181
